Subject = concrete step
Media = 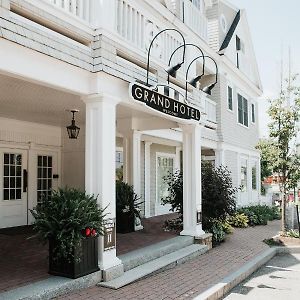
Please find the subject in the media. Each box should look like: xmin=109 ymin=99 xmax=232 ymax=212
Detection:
xmin=119 ymin=236 xmax=194 ymax=271
xmin=99 ymin=244 xmax=208 ymax=289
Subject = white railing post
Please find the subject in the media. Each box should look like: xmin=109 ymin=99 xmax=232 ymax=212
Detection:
xmin=90 ymin=0 xmax=116 ymax=30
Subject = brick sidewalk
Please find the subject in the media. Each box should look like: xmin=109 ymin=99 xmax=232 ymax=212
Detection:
xmin=56 ymin=220 xmax=280 ymax=300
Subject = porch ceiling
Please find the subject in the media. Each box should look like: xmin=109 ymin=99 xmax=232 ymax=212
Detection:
xmin=0 ymin=73 xmax=85 ymax=126
xmin=0 ymin=74 xmax=156 ymax=128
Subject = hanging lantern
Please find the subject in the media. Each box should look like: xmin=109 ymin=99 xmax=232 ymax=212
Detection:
xmin=66 ymin=109 xmax=80 ymax=139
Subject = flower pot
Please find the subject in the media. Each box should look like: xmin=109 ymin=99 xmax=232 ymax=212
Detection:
xmin=116 ymin=211 xmax=135 ymax=233
xmin=49 ymin=237 xmax=99 ymax=279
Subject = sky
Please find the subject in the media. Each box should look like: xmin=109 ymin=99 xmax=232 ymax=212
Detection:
xmin=228 ymin=0 xmax=300 ymax=137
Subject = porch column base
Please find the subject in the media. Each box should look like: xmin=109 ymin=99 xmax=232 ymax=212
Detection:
xmin=102 ymin=262 xmax=124 ymax=282
xmin=180 ymin=224 xmax=205 ymax=238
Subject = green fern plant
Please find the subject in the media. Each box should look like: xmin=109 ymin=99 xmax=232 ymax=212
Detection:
xmin=30 ymin=187 xmax=107 ymax=261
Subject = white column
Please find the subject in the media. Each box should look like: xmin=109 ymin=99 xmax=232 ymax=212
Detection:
xmin=180 ymin=124 xmax=205 ymax=237
xmin=257 ymin=157 xmax=262 ymax=204
xmin=144 ymin=141 xmax=152 ymax=218
xmin=175 ymin=146 xmax=181 ymax=172
xmin=247 ymin=156 xmax=252 ymax=204
xmin=83 ymin=94 xmax=122 ymax=272
xmin=215 ymin=147 xmax=225 ymax=167
xmin=122 ymin=129 xmax=143 ymax=230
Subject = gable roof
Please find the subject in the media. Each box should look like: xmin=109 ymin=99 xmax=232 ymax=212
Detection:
xmin=219 ymin=10 xmax=240 ymax=51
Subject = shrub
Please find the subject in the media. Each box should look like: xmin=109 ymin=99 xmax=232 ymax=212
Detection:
xmin=286 ymin=229 xmax=300 ymax=238
xmin=202 ymin=163 xmax=237 ymax=229
xmin=227 ymin=213 xmax=249 ymax=228
xmin=116 ymin=180 xmax=142 ymax=218
xmin=209 ymin=219 xmax=226 ymax=246
xmin=162 ymin=163 xmax=237 ymax=231
xmin=30 ymin=188 xmax=106 ymax=262
xmin=161 ymin=170 xmax=183 ymax=221
xmin=237 ymin=205 xmax=280 ymax=226
xmin=221 ymin=220 xmax=234 ymax=234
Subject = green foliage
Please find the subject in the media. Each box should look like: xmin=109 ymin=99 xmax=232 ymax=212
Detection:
xmin=30 ymin=187 xmax=106 ymax=261
xmin=256 ymin=139 xmax=277 ymax=181
xmin=263 ymin=238 xmax=283 ymax=247
xmin=264 ymin=75 xmax=300 ymax=232
xmin=209 ymin=219 xmax=226 ymax=246
xmin=162 ymin=163 xmax=237 ymax=235
xmin=237 ymin=205 xmax=281 ymax=226
xmin=116 ymin=180 xmax=142 ymax=218
xmin=202 ymin=163 xmax=237 ymax=229
xmin=227 ymin=213 xmax=249 ymax=228
xmin=221 ymin=220 xmax=234 ymax=234
xmin=161 ymin=170 xmax=183 ymax=220
xmin=163 ymin=218 xmax=183 ymax=232
xmin=286 ymin=229 xmax=300 ymax=238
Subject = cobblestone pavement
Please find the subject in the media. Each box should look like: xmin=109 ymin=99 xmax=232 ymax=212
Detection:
xmin=223 ymin=252 xmax=300 ymax=300
xmin=57 ymin=220 xmax=280 ymax=300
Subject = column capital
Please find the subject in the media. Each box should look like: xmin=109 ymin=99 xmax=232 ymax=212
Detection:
xmin=179 ymin=123 xmax=202 ymax=133
xmin=82 ymin=93 xmax=121 ymax=106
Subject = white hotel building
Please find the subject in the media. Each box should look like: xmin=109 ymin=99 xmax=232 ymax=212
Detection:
xmin=0 ymin=0 xmax=262 ymax=278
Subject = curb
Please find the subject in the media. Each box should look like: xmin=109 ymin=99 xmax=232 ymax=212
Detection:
xmin=193 ymin=246 xmax=300 ymax=300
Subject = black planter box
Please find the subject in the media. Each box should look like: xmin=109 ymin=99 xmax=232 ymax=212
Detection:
xmin=116 ymin=211 xmax=135 ymax=233
xmin=49 ymin=237 xmax=99 ymax=279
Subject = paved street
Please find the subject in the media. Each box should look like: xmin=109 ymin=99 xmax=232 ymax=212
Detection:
xmin=224 ymin=253 xmax=300 ymax=300
xmin=57 ymin=221 xmax=280 ymax=300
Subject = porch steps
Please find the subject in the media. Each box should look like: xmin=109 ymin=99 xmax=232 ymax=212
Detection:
xmin=99 ymin=242 xmax=208 ymax=289
xmin=120 ymin=236 xmax=194 ymax=271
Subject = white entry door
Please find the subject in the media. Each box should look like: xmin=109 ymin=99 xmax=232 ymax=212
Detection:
xmin=0 ymin=149 xmax=28 ymax=228
xmin=155 ymin=153 xmax=174 ymax=215
xmin=27 ymin=150 xmax=59 ymax=224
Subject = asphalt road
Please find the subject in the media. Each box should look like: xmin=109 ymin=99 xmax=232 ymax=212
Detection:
xmin=223 ymin=253 xmax=300 ymax=300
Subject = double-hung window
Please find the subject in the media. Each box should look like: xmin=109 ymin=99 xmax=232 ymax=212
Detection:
xmin=238 ymin=94 xmax=248 ymax=127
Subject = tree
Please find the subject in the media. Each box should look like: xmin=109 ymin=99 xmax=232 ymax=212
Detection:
xmin=265 ymin=75 xmax=300 ymax=233
xmin=256 ymin=139 xmax=278 ymax=181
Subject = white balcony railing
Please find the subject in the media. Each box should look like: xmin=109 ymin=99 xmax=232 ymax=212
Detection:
xmin=47 ymin=0 xmax=90 ymax=23
xmin=179 ymin=0 xmax=208 ymax=41
xmin=115 ymin=0 xmax=183 ymax=65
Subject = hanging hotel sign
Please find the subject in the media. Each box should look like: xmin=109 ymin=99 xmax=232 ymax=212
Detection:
xmin=130 ymin=82 xmax=200 ymax=121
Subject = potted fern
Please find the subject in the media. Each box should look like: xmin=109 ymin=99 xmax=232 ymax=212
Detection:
xmin=116 ymin=180 xmax=143 ymax=233
xmin=30 ymin=187 xmax=106 ymax=279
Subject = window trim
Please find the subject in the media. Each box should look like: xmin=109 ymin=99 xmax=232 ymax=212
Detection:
xmin=227 ymin=85 xmax=233 ymax=112
xmin=237 ymin=92 xmax=249 ymax=128
xmin=251 ymin=103 xmax=256 ymax=123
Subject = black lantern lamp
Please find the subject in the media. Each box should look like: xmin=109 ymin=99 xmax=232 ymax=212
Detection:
xmin=66 ymin=109 xmax=80 ymax=139
xmin=146 ymin=28 xmax=186 ymax=86
xmin=168 ymin=43 xmax=205 ymax=85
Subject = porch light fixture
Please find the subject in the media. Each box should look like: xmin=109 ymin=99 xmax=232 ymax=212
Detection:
xmin=199 ymin=56 xmax=218 ymax=96
xmin=186 ymin=55 xmax=218 ymax=98
xmin=66 ymin=109 xmax=80 ymax=139
xmin=168 ymin=43 xmax=205 ymax=84
xmin=146 ymin=28 xmax=186 ymax=86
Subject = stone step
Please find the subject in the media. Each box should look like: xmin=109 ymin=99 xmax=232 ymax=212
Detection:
xmin=120 ymin=236 xmax=194 ymax=271
xmin=99 ymin=244 xmax=208 ymax=289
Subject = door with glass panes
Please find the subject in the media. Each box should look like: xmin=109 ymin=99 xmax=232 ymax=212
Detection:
xmin=0 ymin=149 xmax=28 ymax=228
xmin=27 ymin=150 xmax=59 ymax=225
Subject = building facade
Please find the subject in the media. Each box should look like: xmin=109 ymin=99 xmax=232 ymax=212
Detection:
xmin=0 ymin=0 xmax=262 ymax=278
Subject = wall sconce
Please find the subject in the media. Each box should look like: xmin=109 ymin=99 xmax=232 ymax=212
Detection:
xmin=66 ymin=109 xmax=80 ymax=139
